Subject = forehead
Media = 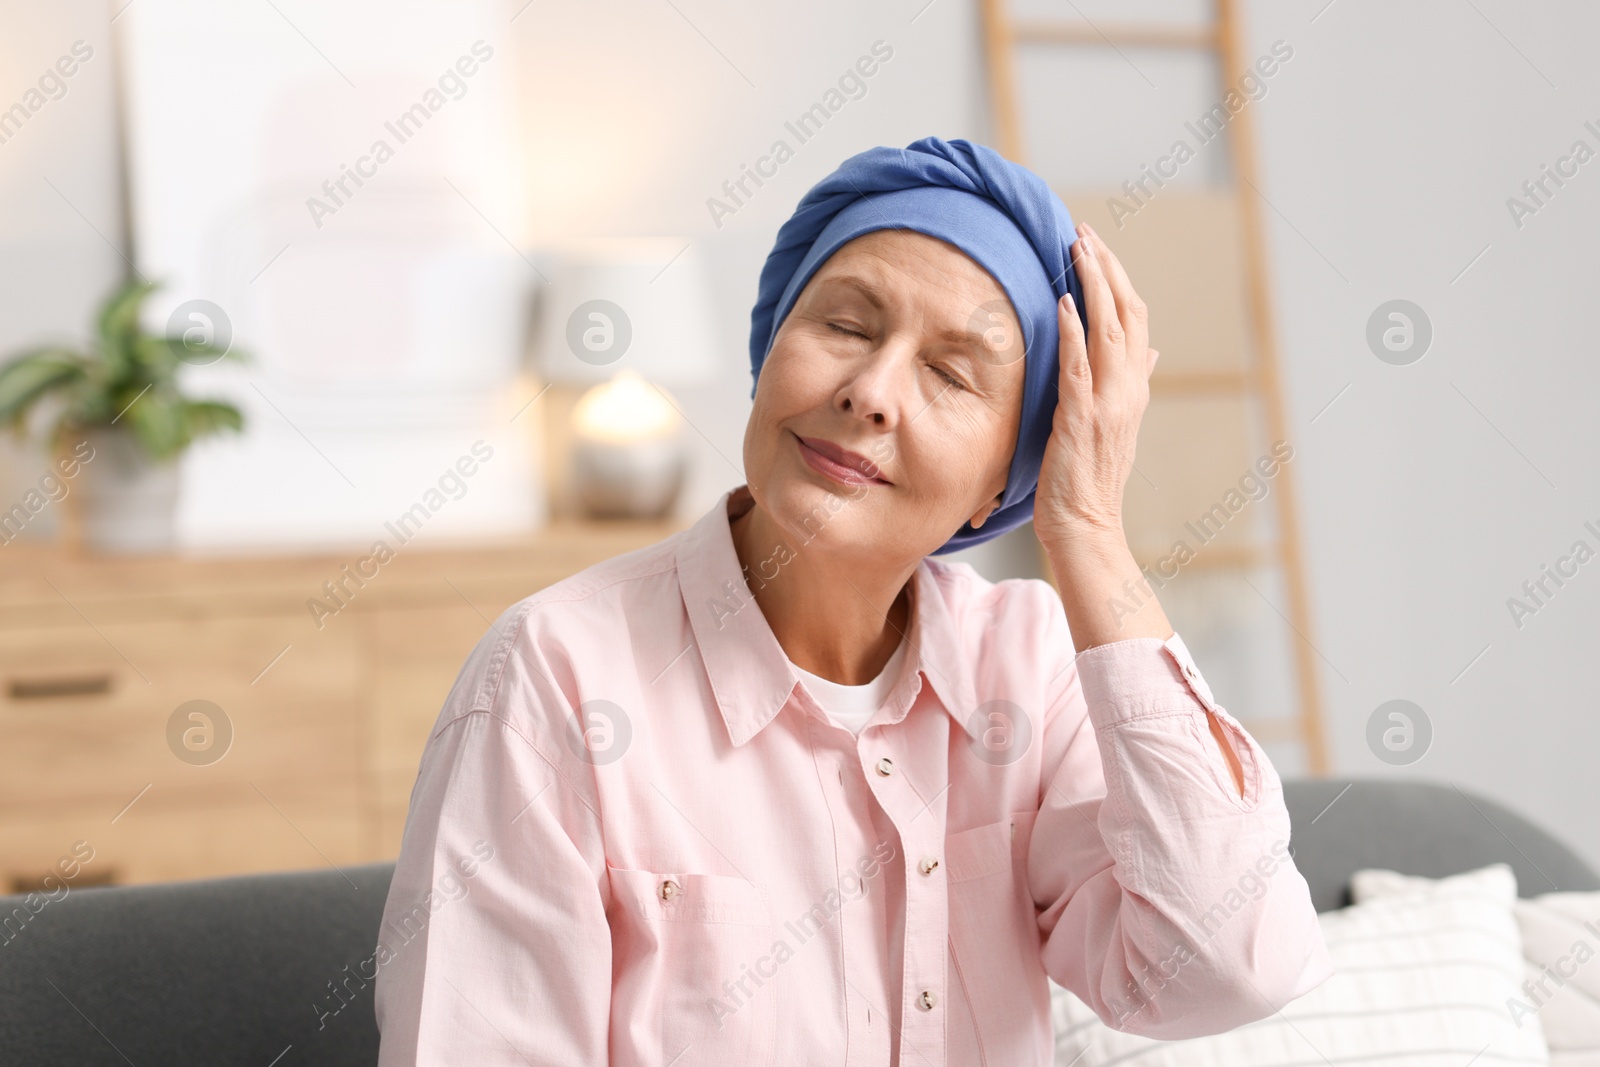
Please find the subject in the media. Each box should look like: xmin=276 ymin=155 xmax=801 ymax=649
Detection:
xmin=811 ymin=229 xmax=1014 ymax=314
xmin=800 ymin=230 xmax=1028 ymax=380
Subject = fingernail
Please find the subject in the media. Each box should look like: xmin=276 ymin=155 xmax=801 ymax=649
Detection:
xmin=1083 ymin=222 xmax=1099 ymax=241
xmin=1061 ymin=292 xmax=1075 ymax=314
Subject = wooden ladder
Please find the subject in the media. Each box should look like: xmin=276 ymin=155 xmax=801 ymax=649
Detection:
xmin=981 ymin=0 xmax=1329 ymax=774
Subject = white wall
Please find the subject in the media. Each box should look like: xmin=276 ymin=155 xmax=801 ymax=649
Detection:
xmin=1244 ymin=0 xmax=1600 ymax=876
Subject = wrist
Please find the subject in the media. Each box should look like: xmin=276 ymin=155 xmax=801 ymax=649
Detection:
xmin=1040 ymin=528 xmax=1173 ymax=651
xmin=1038 ymin=514 xmax=1128 ymax=560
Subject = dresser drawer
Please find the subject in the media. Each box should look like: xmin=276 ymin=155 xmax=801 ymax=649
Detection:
xmin=0 ymin=519 xmax=681 ymax=884
xmin=0 ymin=628 xmax=141 ymax=717
xmin=0 ymin=616 xmax=364 ymax=813
xmin=0 ymin=775 xmax=367 ymax=891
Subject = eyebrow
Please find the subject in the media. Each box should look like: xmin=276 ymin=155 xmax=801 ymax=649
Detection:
xmin=817 ymin=274 xmax=995 ymax=352
xmin=819 ymin=274 xmax=888 ymax=307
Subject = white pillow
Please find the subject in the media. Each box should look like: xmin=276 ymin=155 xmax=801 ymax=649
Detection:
xmin=1051 ymin=862 xmax=1550 ymax=1065
xmin=1354 ymin=866 xmax=1600 ymax=1066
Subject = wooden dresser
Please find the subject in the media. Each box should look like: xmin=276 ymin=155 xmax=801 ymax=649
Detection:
xmin=0 ymin=519 xmax=681 ymax=892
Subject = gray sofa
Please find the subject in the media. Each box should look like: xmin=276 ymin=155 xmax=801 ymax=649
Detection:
xmin=3 ymin=777 xmax=1596 ymax=1065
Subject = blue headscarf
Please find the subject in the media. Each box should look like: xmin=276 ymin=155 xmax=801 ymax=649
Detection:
xmin=747 ymin=136 xmax=1085 ymax=555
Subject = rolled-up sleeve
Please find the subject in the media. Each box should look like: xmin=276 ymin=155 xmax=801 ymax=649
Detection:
xmin=375 ymin=616 xmax=612 ymax=1065
xmin=1026 ymin=629 xmax=1335 ymax=1040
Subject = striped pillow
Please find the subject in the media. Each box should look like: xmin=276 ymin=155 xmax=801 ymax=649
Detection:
xmin=1354 ymin=867 xmax=1600 ymax=1067
xmin=1051 ymin=862 xmax=1551 ymax=1065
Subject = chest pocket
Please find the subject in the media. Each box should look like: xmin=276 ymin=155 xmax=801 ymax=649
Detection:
xmin=607 ymin=866 xmax=777 ymax=1067
xmin=944 ymin=812 xmax=1050 ymax=1064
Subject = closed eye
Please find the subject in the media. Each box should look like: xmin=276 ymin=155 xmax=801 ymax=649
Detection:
xmin=827 ymin=323 xmax=967 ymax=391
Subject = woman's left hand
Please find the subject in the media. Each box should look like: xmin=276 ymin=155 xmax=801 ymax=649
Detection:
xmin=1033 ymin=221 xmax=1159 ymax=554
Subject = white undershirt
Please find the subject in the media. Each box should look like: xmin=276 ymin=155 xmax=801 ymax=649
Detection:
xmin=790 ymin=636 xmax=911 ymax=735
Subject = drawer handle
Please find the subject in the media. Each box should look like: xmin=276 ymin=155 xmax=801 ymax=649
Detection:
xmin=8 ymin=867 xmax=119 ymax=894
xmin=7 ymin=672 xmax=114 ymax=700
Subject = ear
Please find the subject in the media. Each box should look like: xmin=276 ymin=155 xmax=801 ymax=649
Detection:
xmin=968 ymin=493 xmax=1003 ymax=530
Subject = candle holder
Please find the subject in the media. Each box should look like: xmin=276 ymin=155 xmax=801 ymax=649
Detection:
xmin=568 ymin=369 xmax=687 ymax=520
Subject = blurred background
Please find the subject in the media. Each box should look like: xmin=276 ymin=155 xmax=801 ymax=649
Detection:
xmin=1 ymin=0 xmax=1596 ymax=891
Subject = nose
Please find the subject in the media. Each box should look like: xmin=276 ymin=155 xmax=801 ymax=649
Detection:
xmin=835 ymin=337 xmax=913 ymax=427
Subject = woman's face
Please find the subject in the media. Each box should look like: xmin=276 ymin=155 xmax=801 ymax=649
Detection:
xmin=742 ymin=228 xmax=1027 ymax=561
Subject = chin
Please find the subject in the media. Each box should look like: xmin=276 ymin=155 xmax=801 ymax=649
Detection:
xmin=788 ymin=485 xmax=921 ymax=564
xmin=763 ymin=475 xmax=857 ymax=535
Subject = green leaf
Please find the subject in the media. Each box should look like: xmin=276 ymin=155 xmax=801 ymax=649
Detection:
xmin=141 ymin=334 xmax=249 ymax=371
xmin=129 ymin=335 xmax=182 ymax=381
xmin=182 ymin=399 xmax=245 ymax=440
xmin=122 ymin=387 xmax=188 ymax=461
xmin=193 ymin=340 xmax=249 ymax=366
xmin=96 ymin=278 xmax=161 ymax=383
xmin=0 ymin=349 xmax=89 ymax=428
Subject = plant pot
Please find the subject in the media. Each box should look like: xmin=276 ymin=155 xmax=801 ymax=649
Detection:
xmin=71 ymin=426 xmax=181 ymax=554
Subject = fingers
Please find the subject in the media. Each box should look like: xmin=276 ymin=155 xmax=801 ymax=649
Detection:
xmin=1069 ymin=224 xmax=1123 ymax=399
xmin=1057 ymin=291 xmax=1091 ymax=422
xmin=1081 ymin=224 xmax=1150 ymax=365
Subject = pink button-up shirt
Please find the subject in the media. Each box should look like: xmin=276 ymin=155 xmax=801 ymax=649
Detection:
xmin=374 ymin=484 xmax=1333 ymax=1066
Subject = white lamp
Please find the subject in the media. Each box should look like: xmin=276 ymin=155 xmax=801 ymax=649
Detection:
xmin=535 ymin=237 xmax=719 ymax=387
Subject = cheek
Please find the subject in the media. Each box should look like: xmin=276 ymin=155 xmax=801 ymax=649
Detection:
xmin=758 ymin=340 xmax=833 ymax=414
xmin=931 ymin=401 xmax=998 ymax=458
xmin=748 ymin=346 xmax=818 ymax=462
xmin=748 ymin=343 xmax=838 ymax=444
xmin=922 ymin=402 xmax=1015 ymax=492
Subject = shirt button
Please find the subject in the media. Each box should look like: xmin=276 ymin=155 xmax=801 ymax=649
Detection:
xmin=918 ymin=857 xmax=939 ymax=875
xmin=659 ymin=879 xmax=681 ymax=901
xmin=918 ymin=990 xmax=938 ymax=1010
xmin=875 ymin=757 xmax=894 ymax=776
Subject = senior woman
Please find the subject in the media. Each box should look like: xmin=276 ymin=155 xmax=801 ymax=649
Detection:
xmin=374 ymin=137 xmax=1333 ymax=1066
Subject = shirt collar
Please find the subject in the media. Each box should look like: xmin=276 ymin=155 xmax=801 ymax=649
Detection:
xmin=676 ymin=485 xmax=981 ymax=747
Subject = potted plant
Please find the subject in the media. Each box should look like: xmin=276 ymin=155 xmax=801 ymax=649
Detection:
xmin=0 ymin=278 xmax=247 ymax=553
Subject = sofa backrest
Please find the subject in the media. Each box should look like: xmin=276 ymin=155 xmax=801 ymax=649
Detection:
xmin=0 ymin=860 xmax=395 ymax=1066
xmin=1284 ymin=776 xmax=1600 ymax=912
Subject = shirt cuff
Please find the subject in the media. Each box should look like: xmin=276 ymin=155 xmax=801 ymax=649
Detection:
xmin=1074 ymin=631 xmax=1221 ymax=727
xmin=1074 ymin=631 xmax=1266 ymax=807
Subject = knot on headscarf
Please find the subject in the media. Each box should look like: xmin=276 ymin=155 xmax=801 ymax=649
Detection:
xmin=747 ymin=136 xmax=1085 ymax=555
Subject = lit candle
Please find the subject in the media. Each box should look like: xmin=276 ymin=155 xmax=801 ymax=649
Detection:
xmin=569 ymin=369 xmax=687 ymax=519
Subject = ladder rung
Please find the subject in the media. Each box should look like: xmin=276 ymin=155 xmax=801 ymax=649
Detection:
xmin=1128 ymin=541 xmax=1274 ymax=571
xmin=1149 ymin=369 xmax=1254 ymax=394
xmin=1012 ymin=20 xmax=1218 ymax=51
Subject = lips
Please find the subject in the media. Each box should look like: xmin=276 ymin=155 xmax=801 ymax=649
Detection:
xmin=795 ymin=433 xmax=890 ymax=486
